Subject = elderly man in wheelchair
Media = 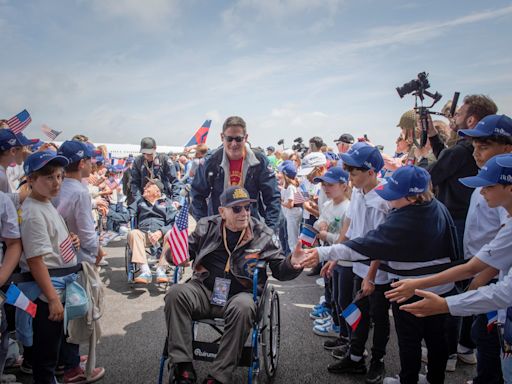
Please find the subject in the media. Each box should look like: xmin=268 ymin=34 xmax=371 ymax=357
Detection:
xmin=164 ymin=186 xmax=304 ymax=384
xmin=127 ymin=178 xmax=178 ymax=284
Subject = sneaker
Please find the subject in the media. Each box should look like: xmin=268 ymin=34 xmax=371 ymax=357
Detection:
xmin=20 ymin=359 xmax=32 ymax=374
xmin=327 ymin=355 xmax=367 ymax=374
xmin=134 ymin=272 xmax=152 ymax=284
xmin=155 ymin=271 xmax=170 ymax=284
xmin=457 ymin=350 xmax=477 ymax=365
xmin=332 ymin=346 xmax=368 ymax=360
xmin=63 ymin=367 xmax=105 ymax=384
xmin=383 ymin=374 xmax=428 ymax=384
xmin=1 ymin=374 xmax=22 ymax=383
xmin=310 ymin=304 xmax=331 ymax=320
xmin=445 ymin=354 xmax=457 ymax=372
xmin=97 ymin=258 xmax=109 ymax=267
xmin=324 ymin=336 xmax=349 ymax=350
xmin=314 ymin=316 xmax=333 ymax=326
xmin=366 ymin=359 xmax=385 ymax=384
xmin=118 ymin=225 xmax=129 ymax=235
xmin=313 ymin=323 xmax=340 ymax=337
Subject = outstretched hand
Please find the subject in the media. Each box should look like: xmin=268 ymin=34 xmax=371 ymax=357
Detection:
xmin=399 ymin=289 xmax=449 ymax=317
xmin=300 ymin=248 xmax=320 ymax=269
xmin=385 ymin=279 xmax=418 ymax=303
xmin=290 ymin=242 xmax=305 ymax=269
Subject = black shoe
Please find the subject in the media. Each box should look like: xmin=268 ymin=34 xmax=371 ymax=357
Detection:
xmin=174 ymin=363 xmax=197 ymax=384
xmin=324 ymin=336 xmax=350 ymax=350
xmin=202 ymin=375 xmax=223 ymax=384
xmin=365 ymin=359 xmax=385 ymax=384
xmin=306 ymin=263 xmax=321 ymax=276
xmin=331 ymin=345 xmax=350 ymax=360
xmin=327 ymin=355 xmax=367 ymax=374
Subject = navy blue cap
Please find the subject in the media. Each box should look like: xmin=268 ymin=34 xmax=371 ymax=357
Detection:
xmin=16 ymin=132 xmax=39 ymax=147
xmin=324 ymin=151 xmax=339 ymax=161
xmin=58 ymin=140 xmax=94 ymax=163
xmin=0 ymin=128 xmax=25 ymax=151
xmin=375 ymin=166 xmax=431 ymax=201
xmin=220 ymin=186 xmax=257 ymax=207
xmin=313 ymin=166 xmax=349 ymax=184
xmin=266 ymin=146 xmax=275 ymax=152
xmin=278 ymin=160 xmax=297 ymax=179
xmin=458 ymin=114 xmax=512 ymax=138
xmin=24 ymin=150 xmax=69 ymax=175
xmin=459 ymin=154 xmax=512 ymax=188
xmin=95 ymin=156 xmax=104 ymax=164
xmin=340 ymin=142 xmax=384 ymax=172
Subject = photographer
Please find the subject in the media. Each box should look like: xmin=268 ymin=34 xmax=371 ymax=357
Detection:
xmin=309 ymin=136 xmax=325 ymax=153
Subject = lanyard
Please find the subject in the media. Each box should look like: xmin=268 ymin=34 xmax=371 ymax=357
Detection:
xmin=222 ymin=225 xmax=246 ymax=274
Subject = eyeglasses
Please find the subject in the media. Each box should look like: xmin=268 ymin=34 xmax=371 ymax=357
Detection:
xmin=223 ymin=135 xmax=245 ymax=143
xmin=230 ymin=205 xmax=251 ymax=214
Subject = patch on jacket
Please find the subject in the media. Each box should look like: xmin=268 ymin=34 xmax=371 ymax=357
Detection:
xmin=243 ymin=257 xmax=259 ymax=277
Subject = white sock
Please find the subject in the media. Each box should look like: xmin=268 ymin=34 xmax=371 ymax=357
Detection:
xmin=350 ymin=354 xmax=363 ymax=362
xmin=140 ymin=263 xmax=150 ymax=274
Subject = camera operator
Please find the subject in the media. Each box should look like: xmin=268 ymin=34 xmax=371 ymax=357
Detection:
xmin=427 ymin=94 xmax=498 ymax=245
xmin=309 ymin=136 xmax=325 ymax=153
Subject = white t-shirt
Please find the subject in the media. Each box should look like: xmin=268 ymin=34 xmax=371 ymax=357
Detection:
xmin=19 ymin=196 xmax=77 ymax=272
xmin=53 ymin=178 xmax=99 ymax=264
xmin=314 ymin=199 xmax=350 ymax=245
xmin=346 ymin=187 xmax=391 ymax=284
xmin=280 ymin=184 xmax=302 ymax=217
xmin=0 ymin=191 xmax=20 ymax=265
xmin=464 ymin=188 xmax=508 ymax=259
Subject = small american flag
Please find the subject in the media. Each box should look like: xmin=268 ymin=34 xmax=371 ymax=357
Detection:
xmin=59 ymin=236 xmax=76 ymax=264
xmin=293 ymin=190 xmax=306 ymax=205
xmin=167 ymin=199 xmax=189 ymax=265
xmin=7 ymin=109 xmax=32 ymax=134
xmin=41 ymin=124 xmax=62 ymax=140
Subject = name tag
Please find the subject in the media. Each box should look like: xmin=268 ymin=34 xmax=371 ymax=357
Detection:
xmin=211 ymin=277 xmax=231 ymax=307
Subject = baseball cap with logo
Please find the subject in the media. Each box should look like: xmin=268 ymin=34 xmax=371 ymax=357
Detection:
xmin=375 ymin=165 xmax=431 ymax=201
xmin=340 ymin=142 xmax=384 ymax=172
xmin=58 ymin=140 xmax=100 ymax=163
xmin=0 ymin=129 xmax=34 ymax=151
xmin=297 ymin=152 xmax=327 ymax=176
xmin=278 ymin=160 xmax=297 ymax=179
xmin=313 ymin=166 xmax=349 ymax=184
xmin=24 ymin=150 xmax=69 ymax=175
xmin=459 ymin=154 xmax=512 ymax=188
xmin=220 ymin=186 xmax=256 ymax=207
xmin=140 ymin=137 xmax=157 ymax=154
xmin=334 ymin=133 xmax=355 ymax=144
xmin=458 ymin=114 xmax=512 ymax=138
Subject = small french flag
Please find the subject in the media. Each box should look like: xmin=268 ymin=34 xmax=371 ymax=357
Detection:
xmin=486 ymin=310 xmax=498 ymax=332
xmin=299 ymin=226 xmax=317 ymax=247
xmin=342 ymin=303 xmax=362 ymax=331
xmin=5 ymin=284 xmax=37 ymax=318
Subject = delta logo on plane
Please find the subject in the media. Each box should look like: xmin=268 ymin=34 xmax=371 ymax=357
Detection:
xmin=184 ymin=119 xmax=211 ymax=147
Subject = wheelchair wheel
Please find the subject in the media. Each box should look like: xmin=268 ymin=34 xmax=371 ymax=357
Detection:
xmin=125 ymin=244 xmax=139 ymax=282
xmin=261 ymin=287 xmax=280 ymax=379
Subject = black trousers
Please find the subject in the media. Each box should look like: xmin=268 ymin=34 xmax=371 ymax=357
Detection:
xmin=471 ymin=313 xmax=503 ymax=384
xmin=33 ymin=298 xmax=63 ymax=384
xmin=392 ymin=297 xmax=448 ymax=384
xmin=332 ymin=265 xmax=354 ymax=338
xmin=349 ymin=276 xmax=390 ymax=362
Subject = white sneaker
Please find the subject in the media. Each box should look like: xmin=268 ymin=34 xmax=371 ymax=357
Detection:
xmin=421 ymin=346 xmax=428 ymax=363
xmin=383 ymin=374 xmax=428 ymax=384
xmin=119 ymin=225 xmax=129 ymax=235
xmin=457 ymin=350 xmax=477 ymax=365
xmin=314 ymin=316 xmax=333 ymax=326
xmin=1 ymin=374 xmax=22 ymax=384
xmin=446 ymin=354 xmax=457 ymax=372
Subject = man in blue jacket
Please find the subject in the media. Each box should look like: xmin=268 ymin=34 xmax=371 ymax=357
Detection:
xmin=191 ymin=116 xmax=281 ymax=230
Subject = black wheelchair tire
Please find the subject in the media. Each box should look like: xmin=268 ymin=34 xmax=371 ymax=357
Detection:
xmin=262 ymin=287 xmax=280 ymax=380
xmin=124 ymin=244 xmax=131 ymax=277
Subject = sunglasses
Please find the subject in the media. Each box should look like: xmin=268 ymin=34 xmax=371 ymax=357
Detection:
xmin=223 ymin=135 xmax=245 ymax=143
xmin=230 ymin=205 xmax=251 ymax=214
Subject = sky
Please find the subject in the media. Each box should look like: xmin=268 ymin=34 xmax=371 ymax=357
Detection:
xmin=1 ymin=0 xmax=511 ymax=153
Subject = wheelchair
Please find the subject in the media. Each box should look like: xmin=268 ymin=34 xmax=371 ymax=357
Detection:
xmin=158 ymin=261 xmax=281 ymax=384
xmin=124 ymin=215 xmax=183 ymax=285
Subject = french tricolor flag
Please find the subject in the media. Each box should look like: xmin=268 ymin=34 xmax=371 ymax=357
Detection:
xmin=486 ymin=310 xmax=498 ymax=332
xmin=342 ymin=303 xmax=362 ymax=331
xmin=299 ymin=225 xmax=317 ymax=247
xmin=5 ymin=284 xmax=37 ymax=318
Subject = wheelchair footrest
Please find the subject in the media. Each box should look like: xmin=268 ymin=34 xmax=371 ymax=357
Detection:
xmin=191 ymin=341 xmax=252 ymax=366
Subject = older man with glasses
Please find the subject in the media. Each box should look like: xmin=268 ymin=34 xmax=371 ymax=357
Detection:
xmin=164 ymin=186 xmax=303 ymax=384
xmin=191 ymin=116 xmax=281 ymax=230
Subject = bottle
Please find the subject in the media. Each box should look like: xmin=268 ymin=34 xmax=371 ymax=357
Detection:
xmin=328 ymin=217 xmax=341 ymax=233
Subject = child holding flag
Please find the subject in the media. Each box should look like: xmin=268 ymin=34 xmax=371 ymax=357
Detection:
xmin=278 ymin=160 xmax=303 ymax=252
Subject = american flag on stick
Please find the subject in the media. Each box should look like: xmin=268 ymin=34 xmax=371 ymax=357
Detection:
xmin=293 ymin=190 xmax=306 ymax=205
xmin=7 ymin=109 xmax=32 ymax=134
xmin=41 ymin=124 xmax=62 ymax=141
xmin=59 ymin=236 xmax=76 ymax=264
xmin=167 ymin=199 xmax=189 ymax=265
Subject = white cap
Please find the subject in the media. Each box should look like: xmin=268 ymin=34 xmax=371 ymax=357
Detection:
xmin=297 ymin=152 xmax=327 ymax=176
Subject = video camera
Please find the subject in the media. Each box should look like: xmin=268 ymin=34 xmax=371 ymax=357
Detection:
xmin=292 ymin=137 xmax=308 ymax=157
xmin=396 ymin=72 xmax=459 ymax=148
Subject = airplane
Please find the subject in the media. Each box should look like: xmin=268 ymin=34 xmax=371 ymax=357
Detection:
xmin=80 ymin=119 xmax=212 ymax=159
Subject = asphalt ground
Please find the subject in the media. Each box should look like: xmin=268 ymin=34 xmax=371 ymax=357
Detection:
xmin=15 ymin=238 xmax=476 ymax=384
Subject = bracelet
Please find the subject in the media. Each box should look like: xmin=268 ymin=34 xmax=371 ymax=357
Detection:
xmin=367 ymin=280 xmax=375 ymax=286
